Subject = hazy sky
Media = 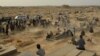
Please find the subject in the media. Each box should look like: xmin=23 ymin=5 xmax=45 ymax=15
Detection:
xmin=0 ymin=0 xmax=100 ymax=6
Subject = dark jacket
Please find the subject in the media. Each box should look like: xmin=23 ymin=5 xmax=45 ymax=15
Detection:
xmin=77 ymin=38 xmax=85 ymax=48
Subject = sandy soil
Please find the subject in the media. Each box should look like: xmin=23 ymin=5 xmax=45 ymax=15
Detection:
xmin=0 ymin=6 xmax=100 ymax=56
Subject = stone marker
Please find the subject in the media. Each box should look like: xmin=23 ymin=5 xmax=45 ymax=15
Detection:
xmin=0 ymin=45 xmax=17 ymax=56
xmin=18 ymin=51 xmax=34 ymax=56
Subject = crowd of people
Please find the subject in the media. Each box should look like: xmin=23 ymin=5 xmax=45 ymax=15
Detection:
xmin=36 ymin=30 xmax=91 ymax=56
xmin=0 ymin=15 xmax=52 ymax=36
xmin=0 ymin=12 xmax=99 ymax=56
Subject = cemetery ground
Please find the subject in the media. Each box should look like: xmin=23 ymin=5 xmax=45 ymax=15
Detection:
xmin=0 ymin=6 xmax=100 ymax=56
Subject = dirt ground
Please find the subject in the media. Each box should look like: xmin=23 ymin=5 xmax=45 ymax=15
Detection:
xmin=0 ymin=6 xmax=100 ymax=56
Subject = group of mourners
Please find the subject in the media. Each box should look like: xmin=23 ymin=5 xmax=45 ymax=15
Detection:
xmin=38 ymin=17 xmax=99 ymax=56
xmin=36 ymin=29 xmax=94 ymax=56
xmin=32 ymin=15 xmax=51 ymax=27
xmin=0 ymin=16 xmax=28 ymax=35
xmin=0 ymin=15 xmax=52 ymax=36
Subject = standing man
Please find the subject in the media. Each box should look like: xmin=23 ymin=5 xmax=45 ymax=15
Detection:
xmin=89 ymin=26 xmax=94 ymax=33
xmin=81 ymin=30 xmax=85 ymax=36
xmin=5 ymin=24 xmax=9 ymax=35
xmin=36 ymin=44 xmax=45 ymax=56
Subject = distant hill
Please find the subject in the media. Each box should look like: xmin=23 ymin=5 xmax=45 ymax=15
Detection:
xmin=62 ymin=5 xmax=70 ymax=8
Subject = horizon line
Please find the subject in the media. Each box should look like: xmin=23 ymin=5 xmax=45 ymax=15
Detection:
xmin=0 ymin=4 xmax=100 ymax=7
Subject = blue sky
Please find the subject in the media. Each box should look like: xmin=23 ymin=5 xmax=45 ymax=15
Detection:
xmin=0 ymin=0 xmax=100 ymax=6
